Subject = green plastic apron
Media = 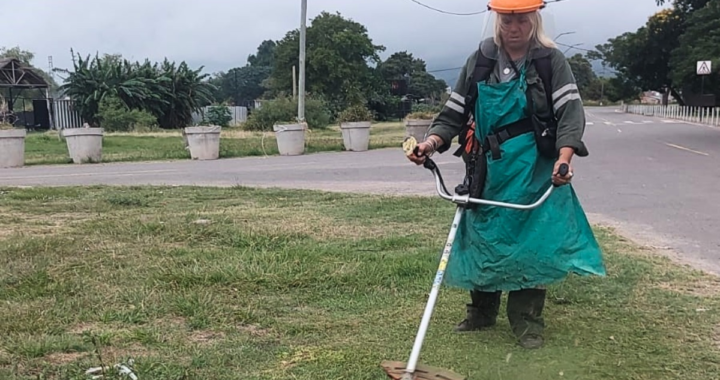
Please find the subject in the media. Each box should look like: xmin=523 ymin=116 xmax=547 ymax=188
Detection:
xmin=443 ymin=66 xmax=606 ymax=292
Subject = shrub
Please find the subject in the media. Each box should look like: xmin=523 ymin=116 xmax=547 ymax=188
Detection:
xmin=406 ymin=102 xmax=441 ymax=120
xmin=243 ymin=95 xmax=331 ymax=131
xmin=337 ymin=104 xmax=373 ymax=123
xmin=203 ymin=106 xmax=233 ymax=127
xmin=98 ymin=96 xmax=157 ymax=132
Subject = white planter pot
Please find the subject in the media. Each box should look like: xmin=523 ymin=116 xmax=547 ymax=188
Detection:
xmin=0 ymin=128 xmax=26 ymax=168
xmin=273 ymin=123 xmax=306 ymax=156
xmin=184 ymin=125 xmax=221 ymax=160
xmin=340 ymin=121 xmax=371 ymax=152
xmin=62 ymin=127 xmax=103 ymax=164
xmin=404 ymin=119 xmax=433 ymax=143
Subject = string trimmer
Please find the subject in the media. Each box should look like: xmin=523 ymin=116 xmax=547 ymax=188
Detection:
xmin=381 ymin=136 xmax=568 ymax=380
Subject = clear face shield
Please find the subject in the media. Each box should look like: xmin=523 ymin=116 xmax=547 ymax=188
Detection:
xmin=478 ymin=5 xmax=557 ymax=58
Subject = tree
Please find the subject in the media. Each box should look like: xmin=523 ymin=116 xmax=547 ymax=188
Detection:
xmin=57 ymin=50 xmax=215 ymax=129
xmin=378 ymin=51 xmax=447 ymax=102
xmin=593 ymin=8 xmax=686 ymax=104
xmin=567 ymin=54 xmax=597 ymax=98
xmin=247 ymin=40 xmax=276 ymax=68
xmin=269 ymin=11 xmax=386 ymax=115
xmin=668 ymin=0 xmax=720 ymax=97
xmin=208 ymin=40 xmax=276 ymax=105
xmin=209 ymin=66 xmax=271 ymax=105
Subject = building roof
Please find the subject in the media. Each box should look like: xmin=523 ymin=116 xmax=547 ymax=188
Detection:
xmin=0 ymin=58 xmax=49 ymax=89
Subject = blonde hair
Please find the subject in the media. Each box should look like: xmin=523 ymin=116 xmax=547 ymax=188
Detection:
xmin=493 ymin=11 xmax=557 ymax=49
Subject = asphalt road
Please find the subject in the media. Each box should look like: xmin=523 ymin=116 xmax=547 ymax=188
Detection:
xmin=1 ymin=106 xmax=718 ymax=274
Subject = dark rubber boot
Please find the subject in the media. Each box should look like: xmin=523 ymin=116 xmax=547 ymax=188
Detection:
xmin=454 ymin=290 xmax=501 ymax=332
xmin=507 ymin=288 xmax=547 ymax=349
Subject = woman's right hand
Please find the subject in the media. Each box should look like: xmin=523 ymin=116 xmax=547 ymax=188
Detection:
xmin=407 ymin=140 xmax=435 ymax=165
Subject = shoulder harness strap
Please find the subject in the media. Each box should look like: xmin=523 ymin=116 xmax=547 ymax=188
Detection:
xmin=533 ymin=54 xmax=554 ymax=118
xmin=453 ymin=47 xmax=496 ymax=157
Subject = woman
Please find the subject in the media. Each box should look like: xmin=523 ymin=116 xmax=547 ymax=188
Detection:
xmin=407 ymin=0 xmax=606 ymax=349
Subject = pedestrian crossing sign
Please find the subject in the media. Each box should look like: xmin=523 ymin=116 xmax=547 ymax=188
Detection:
xmin=697 ymin=60 xmax=712 ymax=75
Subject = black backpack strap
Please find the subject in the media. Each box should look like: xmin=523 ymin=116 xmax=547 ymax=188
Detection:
xmin=533 ymin=55 xmax=554 ymax=118
xmin=453 ymin=47 xmax=496 ymax=157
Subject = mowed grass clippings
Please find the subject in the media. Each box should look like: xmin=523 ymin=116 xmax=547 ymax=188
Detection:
xmin=22 ymin=122 xmax=409 ymax=165
xmin=0 ymin=186 xmax=719 ymax=380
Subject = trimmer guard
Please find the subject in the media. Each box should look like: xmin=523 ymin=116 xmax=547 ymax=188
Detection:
xmin=381 ymin=360 xmax=467 ymax=380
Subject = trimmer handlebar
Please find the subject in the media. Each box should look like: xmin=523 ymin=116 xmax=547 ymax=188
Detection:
xmin=413 ymin=144 xmax=568 ymax=210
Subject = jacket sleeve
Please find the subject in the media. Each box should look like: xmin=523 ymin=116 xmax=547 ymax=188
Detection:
xmin=549 ymin=50 xmax=589 ymax=157
xmin=427 ymin=52 xmax=476 ymax=154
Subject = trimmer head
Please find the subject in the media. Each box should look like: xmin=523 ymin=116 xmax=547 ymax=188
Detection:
xmin=381 ymin=361 xmax=467 ymax=380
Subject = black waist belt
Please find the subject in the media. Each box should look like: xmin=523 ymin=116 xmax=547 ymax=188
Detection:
xmin=482 ymin=117 xmax=534 ymax=160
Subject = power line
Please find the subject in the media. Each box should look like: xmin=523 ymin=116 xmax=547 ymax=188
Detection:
xmin=556 ymin=42 xmax=597 ymax=53
xmin=407 ymin=0 xmax=568 ymax=16
xmin=407 ymin=0 xmax=487 ymax=16
xmin=427 ymin=66 xmax=463 ymax=73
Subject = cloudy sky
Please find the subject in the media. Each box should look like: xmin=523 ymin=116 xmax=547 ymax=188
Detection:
xmin=7 ymin=0 xmax=668 ymax=84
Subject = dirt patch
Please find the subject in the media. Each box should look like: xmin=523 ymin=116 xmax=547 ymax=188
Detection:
xmin=68 ymin=321 xmax=130 ymax=335
xmin=188 ymin=330 xmax=225 ymax=346
xmin=98 ymin=343 xmax=151 ymax=362
xmin=0 ymin=211 xmax=94 ymax=238
xmin=45 ymin=352 xmax=87 ymax=365
xmin=655 ymin=278 xmax=720 ymax=297
xmin=238 ymin=324 xmax=270 ymax=337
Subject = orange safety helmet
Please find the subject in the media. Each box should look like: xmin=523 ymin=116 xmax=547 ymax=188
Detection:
xmin=487 ymin=0 xmax=545 ymax=13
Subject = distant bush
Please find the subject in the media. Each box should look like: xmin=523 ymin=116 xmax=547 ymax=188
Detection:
xmin=203 ymin=106 xmax=233 ymax=127
xmin=98 ymin=96 xmax=157 ymax=132
xmin=243 ymin=95 xmax=331 ymax=131
xmin=337 ymin=104 xmax=374 ymax=123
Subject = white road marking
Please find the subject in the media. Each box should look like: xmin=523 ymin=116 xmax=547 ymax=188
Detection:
xmin=665 ymin=143 xmax=709 ymax=156
xmin=586 ymin=122 xmax=594 ymax=126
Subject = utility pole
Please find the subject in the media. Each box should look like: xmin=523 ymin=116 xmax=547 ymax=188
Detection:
xmin=298 ymin=0 xmax=307 ymax=122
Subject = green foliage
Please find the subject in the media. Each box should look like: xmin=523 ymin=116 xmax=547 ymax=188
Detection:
xmin=203 ymin=106 xmax=233 ymax=127
xmin=567 ymin=54 xmax=598 ymax=97
xmin=378 ymin=51 xmax=447 ymax=101
xmin=97 ymin=96 xmax=157 ymax=132
xmin=57 ymin=51 xmax=215 ymax=129
xmin=337 ymin=103 xmax=373 ymax=123
xmin=247 ymin=40 xmax=277 ymax=68
xmin=242 ymin=95 xmax=331 ymax=131
xmin=269 ymin=12 xmax=386 ymax=116
xmin=407 ymin=102 xmax=442 ymax=119
xmin=669 ymin=0 xmax=720 ymax=96
xmin=209 ymin=66 xmax=271 ymax=105
xmin=594 ymin=1 xmax=718 ymax=104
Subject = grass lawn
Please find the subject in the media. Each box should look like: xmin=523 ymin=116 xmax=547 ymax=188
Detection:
xmin=1 ymin=186 xmax=720 ymax=379
xmin=22 ymin=122 xmax=408 ymax=166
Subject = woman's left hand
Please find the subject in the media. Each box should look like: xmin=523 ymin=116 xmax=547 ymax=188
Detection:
xmin=552 ymin=148 xmax=575 ymax=186
xmin=552 ymin=160 xmax=573 ymax=186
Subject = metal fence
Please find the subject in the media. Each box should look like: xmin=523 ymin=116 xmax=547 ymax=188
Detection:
xmin=52 ymin=99 xmax=84 ymax=129
xmin=624 ymin=104 xmax=720 ymax=126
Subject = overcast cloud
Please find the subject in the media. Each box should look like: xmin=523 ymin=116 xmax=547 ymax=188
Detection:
xmin=7 ymin=0 xmax=668 ymax=81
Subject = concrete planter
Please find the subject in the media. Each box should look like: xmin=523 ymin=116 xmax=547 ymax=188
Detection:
xmin=62 ymin=127 xmax=103 ymax=164
xmin=0 ymin=128 xmax=26 ymax=168
xmin=404 ymin=119 xmax=433 ymax=143
xmin=273 ymin=123 xmax=306 ymax=156
xmin=184 ymin=125 xmax=221 ymax=160
xmin=340 ymin=121 xmax=371 ymax=152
